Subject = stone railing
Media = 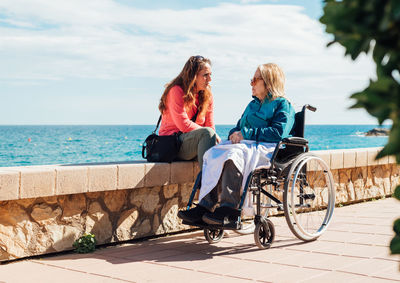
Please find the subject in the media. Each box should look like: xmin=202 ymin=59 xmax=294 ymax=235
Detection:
xmin=0 ymin=147 xmax=397 ymax=261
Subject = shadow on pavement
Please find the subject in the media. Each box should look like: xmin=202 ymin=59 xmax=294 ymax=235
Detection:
xmin=41 ymin=230 xmax=306 ymax=266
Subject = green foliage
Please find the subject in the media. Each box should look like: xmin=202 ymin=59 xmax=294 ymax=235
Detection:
xmin=394 ymin=185 xmax=400 ymax=200
xmin=320 ymin=0 xmax=400 ymax=257
xmin=394 ymin=219 xmax=400 ymax=235
xmin=321 ymin=0 xmax=400 ymax=159
xmin=391 ymin=236 xmax=400 ymax=254
xmin=73 ymin=233 xmax=96 ymax=253
xmin=391 ymin=218 xmax=400 ymax=253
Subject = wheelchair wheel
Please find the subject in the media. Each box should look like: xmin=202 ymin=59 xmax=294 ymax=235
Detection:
xmin=204 ymin=228 xmax=224 ymax=244
xmin=254 ymin=218 xmax=275 ymax=249
xmin=283 ymin=152 xmax=335 ymax=241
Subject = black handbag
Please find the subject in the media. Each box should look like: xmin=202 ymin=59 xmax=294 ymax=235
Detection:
xmin=142 ymin=116 xmax=181 ymax=162
xmin=142 ymin=110 xmax=199 ymax=163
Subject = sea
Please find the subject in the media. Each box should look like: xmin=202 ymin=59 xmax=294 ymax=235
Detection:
xmin=0 ymin=125 xmax=390 ymax=167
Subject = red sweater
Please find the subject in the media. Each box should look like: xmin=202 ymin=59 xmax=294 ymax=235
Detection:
xmin=159 ymin=85 xmax=215 ymax=135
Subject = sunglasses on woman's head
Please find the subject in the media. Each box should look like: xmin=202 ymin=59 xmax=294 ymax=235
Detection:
xmin=191 ymin=55 xmax=206 ymax=72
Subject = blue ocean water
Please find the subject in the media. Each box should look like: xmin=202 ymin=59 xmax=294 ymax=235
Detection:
xmin=0 ymin=125 xmax=389 ymax=167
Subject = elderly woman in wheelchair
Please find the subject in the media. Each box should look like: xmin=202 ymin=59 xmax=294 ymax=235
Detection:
xmin=178 ymin=63 xmax=335 ymax=249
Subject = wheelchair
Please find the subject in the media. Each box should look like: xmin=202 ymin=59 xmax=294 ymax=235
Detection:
xmin=182 ymin=104 xmax=335 ymax=249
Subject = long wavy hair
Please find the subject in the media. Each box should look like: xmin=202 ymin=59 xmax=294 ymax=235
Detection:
xmin=159 ymin=56 xmax=212 ymax=118
xmin=258 ymin=63 xmax=286 ymax=100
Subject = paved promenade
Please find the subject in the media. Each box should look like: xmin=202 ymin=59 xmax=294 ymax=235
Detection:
xmin=0 ymin=198 xmax=399 ymax=283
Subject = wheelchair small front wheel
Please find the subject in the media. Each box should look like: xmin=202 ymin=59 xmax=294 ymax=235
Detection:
xmin=254 ymin=219 xmax=275 ymax=249
xmin=204 ymin=228 xmax=224 ymax=244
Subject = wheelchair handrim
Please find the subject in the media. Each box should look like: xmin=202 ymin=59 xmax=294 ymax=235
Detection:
xmin=289 ymin=154 xmax=335 ymax=239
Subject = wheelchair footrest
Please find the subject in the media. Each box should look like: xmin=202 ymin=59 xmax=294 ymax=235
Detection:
xmin=181 ymin=220 xmax=241 ymax=230
xmin=181 ymin=220 xmax=206 ymax=227
xmin=295 ymin=204 xmax=311 ymax=208
xmin=260 ymin=203 xmax=284 ymax=211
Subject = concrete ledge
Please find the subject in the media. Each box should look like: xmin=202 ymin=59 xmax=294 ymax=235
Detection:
xmin=0 ymin=147 xmax=396 ymax=201
xmin=56 ymin=166 xmax=88 ymax=195
xmin=117 ymin=163 xmax=145 ymax=189
xmin=88 ymin=165 xmax=117 ymax=192
xmin=355 ymin=148 xmax=368 ymax=167
xmin=343 ymin=149 xmax=356 ymax=168
xmin=0 ymin=170 xmax=19 ymax=201
xmin=144 ymin=163 xmax=171 ymax=187
xmin=20 ymin=167 xmax=56 ymax=199
xmin=172 ymin=161 xmax=196 ymax=184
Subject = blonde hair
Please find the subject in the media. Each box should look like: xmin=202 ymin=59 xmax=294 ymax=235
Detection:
xmin=159 ymin=56 xmax=212 ymax=118
xmin=258 ymin=63 xmax=285 ymax=100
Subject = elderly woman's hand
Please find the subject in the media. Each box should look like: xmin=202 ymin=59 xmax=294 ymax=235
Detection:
xmin=216 ymin=133 xmax=222 ymax=144
xmin=229 ymin=131 xmax=244 ymax=144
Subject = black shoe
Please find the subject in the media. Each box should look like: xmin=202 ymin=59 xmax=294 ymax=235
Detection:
xmin=202 ymin=206 xmax=241 ymax=228
xmin=178 ymin=205 xmax=208 ymax=224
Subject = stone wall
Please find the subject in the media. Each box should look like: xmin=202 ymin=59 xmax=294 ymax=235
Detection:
xmin=0 ymin=184 xmax=194 ymax=261
xmin=0 ymin=147 xmax=397 ymax=261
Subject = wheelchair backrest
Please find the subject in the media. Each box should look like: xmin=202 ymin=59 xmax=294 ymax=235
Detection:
xmin=290 ymin=110 xmax=305 ymax=138
xmin=289 ymin=104 xmax=316 ymax=138
xmin=273 ymin=104 xmax=316 ymax=167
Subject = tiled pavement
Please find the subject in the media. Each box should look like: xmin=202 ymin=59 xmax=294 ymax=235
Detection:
xmin=0 ymin=198 xmax=399 ymax=283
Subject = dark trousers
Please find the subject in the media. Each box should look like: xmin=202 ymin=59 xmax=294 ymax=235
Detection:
xmin=199 ymin=159 xmax=243 ymax=211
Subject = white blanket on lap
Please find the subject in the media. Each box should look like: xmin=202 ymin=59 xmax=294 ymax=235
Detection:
xmin=199 ymin=140 xmax=276 ymax=215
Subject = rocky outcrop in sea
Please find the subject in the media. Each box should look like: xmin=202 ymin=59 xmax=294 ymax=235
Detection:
xmin=365 ymin=128 xmax=390 ymax=136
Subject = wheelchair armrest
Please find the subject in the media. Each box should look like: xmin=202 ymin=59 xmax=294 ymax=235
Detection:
xmin=282 ymin=137 xmax=308 ymax=145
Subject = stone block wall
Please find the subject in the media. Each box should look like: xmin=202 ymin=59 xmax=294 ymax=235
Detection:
xmin=0 ymin=148 xmax=397 ymax=261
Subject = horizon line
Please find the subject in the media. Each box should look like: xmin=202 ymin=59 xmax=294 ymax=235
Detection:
xmin=0 ymin=123 xmax=392 ymax=126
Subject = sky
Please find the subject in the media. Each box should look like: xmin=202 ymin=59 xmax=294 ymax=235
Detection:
xmin=0 ymin=0 xmax=379 ymax=125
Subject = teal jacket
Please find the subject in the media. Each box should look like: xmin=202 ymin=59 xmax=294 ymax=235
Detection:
xmin=229 ymin=96 xmax=295 ymax=143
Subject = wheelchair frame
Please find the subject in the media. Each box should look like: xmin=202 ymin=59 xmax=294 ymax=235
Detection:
xmin=184 ymin=104 xmax=335 ymax=249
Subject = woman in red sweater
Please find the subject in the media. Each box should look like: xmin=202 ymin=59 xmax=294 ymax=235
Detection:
xmin=158 ymin=56 xmax=220 ymax=168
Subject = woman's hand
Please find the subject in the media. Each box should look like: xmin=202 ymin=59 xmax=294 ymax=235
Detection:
xmin=229 ymin=131 xmax=244 ymax=144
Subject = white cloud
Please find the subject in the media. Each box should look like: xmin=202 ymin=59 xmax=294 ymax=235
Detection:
xmin=0 ymin=1 xmax=376 ymax=124
xmin=240 ymin=0 xmax=262 ymax=3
